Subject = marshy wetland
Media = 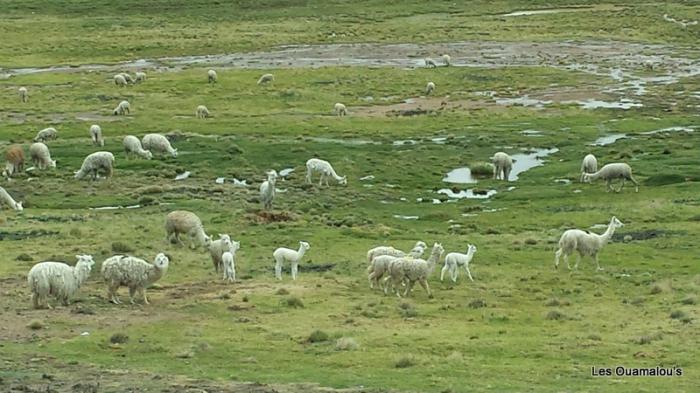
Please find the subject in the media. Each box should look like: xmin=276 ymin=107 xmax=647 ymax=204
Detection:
xmin=1 ymin=1 xmax=699 ymax=392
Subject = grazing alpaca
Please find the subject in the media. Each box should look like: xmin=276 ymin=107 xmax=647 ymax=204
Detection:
xmin=554 ymin=216 xmax=624 ymax=271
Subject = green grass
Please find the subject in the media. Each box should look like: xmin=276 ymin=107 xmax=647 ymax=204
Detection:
xmin=1 ymin=1 xmax=699 ymax=392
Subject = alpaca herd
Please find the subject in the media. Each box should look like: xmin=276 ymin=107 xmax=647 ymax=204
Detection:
xmin=3 ymin=65 xmax=642 ymax=310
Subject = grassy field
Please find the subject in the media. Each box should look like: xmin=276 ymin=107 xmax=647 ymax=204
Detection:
xmin=1 ymin=1 xmax=699 ymax=392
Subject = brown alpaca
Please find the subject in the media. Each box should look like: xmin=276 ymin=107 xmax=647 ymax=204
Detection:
xmin=5 ymin=145 xmax=25 ymax=176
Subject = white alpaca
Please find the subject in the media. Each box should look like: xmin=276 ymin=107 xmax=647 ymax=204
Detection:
xmin=583 ymin=163 xmax=639 ymax=192
xmin=274 ymin=241 xmax=310 ymax=280
xmin=123 ymin=135 xmax=153 ymax=160
xmin=19 ymin=87 xmax=28 ymax=103
xmin=442 ymin=54 xmax=451 ymax=66
xmin=257 ymin=73 xmax=274 ymax=85
xmin=259 ymin=170 xmax=277 ymax=210
xmin=29 ymin=142 xmax=57 ymax=169
xmin=222 ymin=242 xmax=240 ymax=282
xmin=0 ymin=186 xmax=23 ymax=211
xmin=142 ymin=133 xmax=177 ymax=158
xmin=441 ymin=244 xmax=477 ymax=282
xmin=208 ymin=69 xmax=218 ymax=83
xmin=385 ymin=243 xmax=444 ymax=298
xmin=367 ymin=243 xmax=426 ymax=289
xmin=165 ymin=210 xmax=211 ymax=249
xmin=101 ymin=253 xmax=169 ymax=304
xmin=580 ymin=154 xmax=598 ymax=182
xmin=90 ymin=124 xmax=104 ymax=147
xmin=27 ymin=255 xmax=95 ymax=309
xmin=114 ymin=74 xmax=127 ymax=87
xmin=334 ymin=103 xmax=347 ymax=116
xmin=491 ymin=152 xmax=513 ymax=181
xmin=74 ymin=151 xmax=114 ymax=180
xmin=113 ymin=100 xmax=130 ymax=115
xmin=135 ymin=72 xmax=147 ymax=83
xmin=555 ymin=216 xmax=624 ymax=271
xmin=425 ymin=82 xmax=435 ymax=95
xmin=209 ymin=234 xmax=233 ymax=272
xmin=196 ymin=105 xmax=210 ymax=119
xmin=305 ymin=158 xmax=347 ymax=186
xmin=120 ymin=73 xmax=135 ymax=84
xmin=425 ymin=58 xmax=438 ymax=68
xmin=34 ymin=127 xmax=58 ymax=142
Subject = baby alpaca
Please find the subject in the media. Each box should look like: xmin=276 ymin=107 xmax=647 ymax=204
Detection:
xmin=425 ymin=82 xmax=435 ymax=95
xmin=425 ymin=58 xmax=438 ymax=68
xmin=257 ymin=73 xmax=274 ymax=85
xmin=29 ymin=142 xmax=57 ymax=169
xmin=580 ymin=154 xmax=597 ymax=182
xmin=222 ymin=241 xmax=240 ymax=282
xmin=555 ymin=216 xmax=624 ymax=271
xmin=334 ymin=103 xmax=347 ymax=116
xmin=196 ymin=105 xmax=210 ymax=119
xmin=19 ymin=87 xmax=28 ymax=103
xmin=583 ymin=163 xmax=639 ymax=193
xmin=90 ymin=124 xmax=104 ymax=147
xmin=306 ymin=158 xmax=347 ymax=186
xmin=441 ymin=244 xmax=477 ymax=282
xmin=208 ymin=69 xmax=218 ymax=83
xmin=274 ymin=241 xmax=310 ymax=280
xmin=491 ymin=152 xmax=513 ymax=181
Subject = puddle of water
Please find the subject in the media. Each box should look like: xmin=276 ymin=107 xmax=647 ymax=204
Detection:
xmin=360 ymin=175 xmax=375 ymax=181
xmin=641 ymin=126 xmax=694 ymax=135
xmin=591 ymin=133 xmax=627 ymax=146
xmin=443 ymin=167 xmax=477 ymax=184
xmin=521 ymin=129 xmax=543 ymax=137
xmin=567 ymin=99 xmax=643 ymax=110
xmin=438 ymin=188 xmax=497 ymax=199
xmin=501 ymin=6 xmax=616 ymax=17
xmin=307 ymin=137 xmax=379 ymax=145
xmin=279 ymin=168 xmax=295 ymax=177
xmin=393 ymin=139 xmax=418 ymax=146
xmin=509 ymin=148 xmax=559 ymax=180
xmin=175 ymin=171 xmax=191 ymax=180
xmin=90 ymin=204 xmax=141 ymax=211
xmin=483 ymin=208 xmax=507 ymax=213
xmin=393 ymin=215 xmax=419 ymax=220
xmin=496 ymin=95 xmax=552 ymax=108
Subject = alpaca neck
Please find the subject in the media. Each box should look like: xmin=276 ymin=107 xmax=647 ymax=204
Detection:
xmin=598 ymin=220 xmax=618 ymax=245
xmin=296 ymin=247 xmax=307 ymax=260
xmin=73 ymin=264 xmax=91 ymax=287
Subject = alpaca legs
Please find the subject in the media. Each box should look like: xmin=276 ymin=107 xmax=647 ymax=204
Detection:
xmin=629 ymin=175 xmax=639 ymax=192
xmin=274 ymin=259 xmax=283 ymax=280
xmin=403 ymin=280 xmax=416 ymax=297
xmin=129 ymin=287 xmax=137 ymax=304
xmin=440 ymin=264 xmax=448 ymax=281
xmin=465 ymin=265 xmax=474 ymax=282
xmin=418 ymin=279 xmax=433 ymax=298
xmin=574 ymin=254 xmax=581 ymax=270
xmin=291 ymin=263 xmax=299 ymax=280
xmin=594 ymin=254 xmax=603 ymax=271
xmin=554 ymin=249 xmax=562 ymax=269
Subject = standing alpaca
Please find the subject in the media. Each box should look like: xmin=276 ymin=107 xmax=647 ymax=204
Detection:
xmin=580 ymin=154 xmax=598 ymax=182
xmin=222 ymin=241 xmax=240 ymax=282
xmin=259 ymin=170 xmax=277 ymax=210
xmin=27 ymin=255 xmax=95 ymax=309
xmin=491 ymin=152 xmax=513 ymax=181
xmin=425 ymin=82 xmax=435 ymax=95
xmin=19 ymin=87 xmax=28 ymax=103
xmin=208 ymin=69 xmax=218 ymax=83
xmin=385 ymin=243 xmax=444 ymax=298
xmin=273 ymin=241 xmax=310 ymax=280
xmin=554 ymin=216 xmax=624 ymax=271
xmin=334 ymin=103 xmax=347 ymax=116
xmin=583 ymin=163 xmax=639 ymax=193
xmin=441 ymin=244 xmax=477 ymax=282
xmin=305 ymin=158 xmax=347 ymax=186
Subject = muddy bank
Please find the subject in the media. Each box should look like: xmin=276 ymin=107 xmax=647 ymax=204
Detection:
xmin=3 ymin=40 xmax=698 ymax=77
